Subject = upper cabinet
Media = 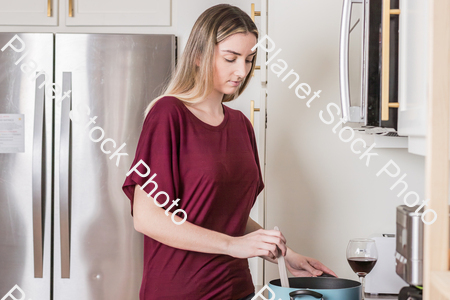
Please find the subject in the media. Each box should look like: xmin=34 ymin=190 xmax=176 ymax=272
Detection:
xmin=0 ymin=0 xmax=57 ymax=26
xmin=65 ymin=0 xmax=171 ymax=26
xmin=397 ymin=0 xmax=429 ymax=156
xmin=0 ymin=0 xmax=171 ymax=27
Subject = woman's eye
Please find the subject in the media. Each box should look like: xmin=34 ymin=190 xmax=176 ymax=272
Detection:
xmin=225 ymin=58 xmax=253 ymax=63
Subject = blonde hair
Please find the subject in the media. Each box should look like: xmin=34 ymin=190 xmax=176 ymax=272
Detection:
xmin=144 ymin=4 xmax=259 ymax=117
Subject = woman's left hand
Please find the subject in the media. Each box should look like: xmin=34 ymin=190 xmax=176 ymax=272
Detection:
xmin=285 ymin=250 xmax=338 ymax=277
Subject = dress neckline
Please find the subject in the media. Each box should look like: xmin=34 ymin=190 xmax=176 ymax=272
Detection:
xmin=177 ymin=97 xmax=229 ymax=131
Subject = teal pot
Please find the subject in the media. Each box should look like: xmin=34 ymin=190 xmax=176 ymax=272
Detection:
xmin=268 ymin=276 xmax=361 ymax=300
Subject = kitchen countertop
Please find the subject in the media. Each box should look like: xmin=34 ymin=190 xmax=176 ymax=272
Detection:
xmin=364 ymin=293 xmax=398 ymax=299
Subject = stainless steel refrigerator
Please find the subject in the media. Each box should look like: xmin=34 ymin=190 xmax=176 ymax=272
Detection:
xmin=0 ymin=33 xmax=176 ymax=299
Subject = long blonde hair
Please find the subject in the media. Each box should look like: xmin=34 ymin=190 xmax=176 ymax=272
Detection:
xmin=144 ymin=4 xmax=259 ymax=117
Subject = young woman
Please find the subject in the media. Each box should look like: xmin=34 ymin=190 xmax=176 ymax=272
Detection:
xmin=122 ymin=4 xmax=336 ymax=300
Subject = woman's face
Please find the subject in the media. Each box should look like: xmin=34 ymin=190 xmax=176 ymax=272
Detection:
xmin=213 ymin=32 xmax=257 ymax=95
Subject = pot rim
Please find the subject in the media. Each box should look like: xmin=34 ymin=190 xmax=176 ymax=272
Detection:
xmin=269 ymin=277 xmax=361 ymax=290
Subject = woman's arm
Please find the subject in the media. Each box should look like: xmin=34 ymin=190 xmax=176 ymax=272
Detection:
xmin=133 ymin=184 xmax=287 ymax=259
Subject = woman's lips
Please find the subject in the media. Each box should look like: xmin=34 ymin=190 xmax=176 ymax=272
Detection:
xmin=229 ymin=81 xmax=240 ymax=87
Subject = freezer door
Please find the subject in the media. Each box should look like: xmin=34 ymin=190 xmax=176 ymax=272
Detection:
xmin=53 ymin=33 xmax=176 ymax=299
xmin=0 ymin=33 xmax=53 ymax=299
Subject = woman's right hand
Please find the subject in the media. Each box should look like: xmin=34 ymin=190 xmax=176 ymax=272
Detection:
xmin=226 ymin=229 xmax=287 ymax=260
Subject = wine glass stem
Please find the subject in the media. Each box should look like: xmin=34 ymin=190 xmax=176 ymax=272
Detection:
xmin=359 ymin=276 xmax=365 ymax=300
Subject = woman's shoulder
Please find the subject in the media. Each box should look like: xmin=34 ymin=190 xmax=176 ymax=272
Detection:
xmin=141 ymin=96 xmax=186 ymax=131
xmin=145 ymin=96 xmax=188 ymax=122
xmin=150 ymin=95 xmax=185 ymax=114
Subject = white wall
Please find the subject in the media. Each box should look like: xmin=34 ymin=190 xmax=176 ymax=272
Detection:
xmin=264 ymin=0 xmax=426 ymax=282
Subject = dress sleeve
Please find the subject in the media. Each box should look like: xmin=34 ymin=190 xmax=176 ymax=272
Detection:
xmin=244 ymin=115 xmax=265 ymax=201
xmin=122 ymin=99 xmax=180 ymax=216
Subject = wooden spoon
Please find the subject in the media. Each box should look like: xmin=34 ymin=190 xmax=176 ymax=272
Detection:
xmin=274 ymin=226 xmax=289 ymax=288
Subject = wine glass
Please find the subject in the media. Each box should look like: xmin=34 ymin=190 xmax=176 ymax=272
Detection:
xmin=346 ymin=238 xmax=378 ymax=300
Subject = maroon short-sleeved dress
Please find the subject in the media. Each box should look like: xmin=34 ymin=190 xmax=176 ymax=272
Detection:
xmin=122 ymin=96 xmax=265 ymax=300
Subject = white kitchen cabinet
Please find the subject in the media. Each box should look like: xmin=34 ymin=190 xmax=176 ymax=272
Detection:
xmin=397 ymin=0 xmax=429 ymax=156
xmin=397 ymin=0 xmax=450 ymax=159
xmin=0 ymin=0 xmax=171 ymax=27
xmin=65 ymin=0 xmax=171 ymax=26
xmin=0 ymin=0 xmax=57 ymax=26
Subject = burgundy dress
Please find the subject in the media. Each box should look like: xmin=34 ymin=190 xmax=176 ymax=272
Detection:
xmin=122 ymin=96 xmax=264 ymax=299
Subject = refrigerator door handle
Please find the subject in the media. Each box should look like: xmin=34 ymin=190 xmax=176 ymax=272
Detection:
xmin=32 ymin=72 xmax=46 ymax=278
xmin=60 ymin=72 xmax=72 ymax=278
xmin=339 ymin=0 xmax=364 ymax=123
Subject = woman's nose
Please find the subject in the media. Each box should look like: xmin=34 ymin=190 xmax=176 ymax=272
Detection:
xmin=234 ymin=60 xmax=247 ymax=78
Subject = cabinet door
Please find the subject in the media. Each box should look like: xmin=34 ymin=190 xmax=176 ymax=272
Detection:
xmin=65 ymin=0 xmax=170 ymax=26
xmin=397 ymin=0 xmax=428 ymax=155
xmin=0 ymin=0 xmax=57 ymax=26
xmin=222 ymin=0 xmax=266 ymax=291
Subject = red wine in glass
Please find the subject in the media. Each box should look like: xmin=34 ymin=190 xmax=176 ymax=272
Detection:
xmin=346 ymin=239 xmax=378 ymax=300
xmin=347 ymin=257 xmax=378 ymax=277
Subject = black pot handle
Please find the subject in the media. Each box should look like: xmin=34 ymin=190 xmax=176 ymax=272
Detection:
xmin=289 ymin=290 xmax=324 ymax=300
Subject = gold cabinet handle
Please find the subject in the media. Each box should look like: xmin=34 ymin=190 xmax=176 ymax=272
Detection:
xmin=250 ymin=4 xmax=262 ymax=77
xmin=47 ymin=0 xmax=52 ymax=17
xmin=251 ymin=65 xmax=261 ymax=77
xmin=381 ymin=0 xmax=400 ymax=121
xmin=251 ymin=3 xmax=261 ymax=22
xmin=250 ymin=100 xmax=260 ymax=127
xmin=69 ymin=0 xmax=73 ymax=17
